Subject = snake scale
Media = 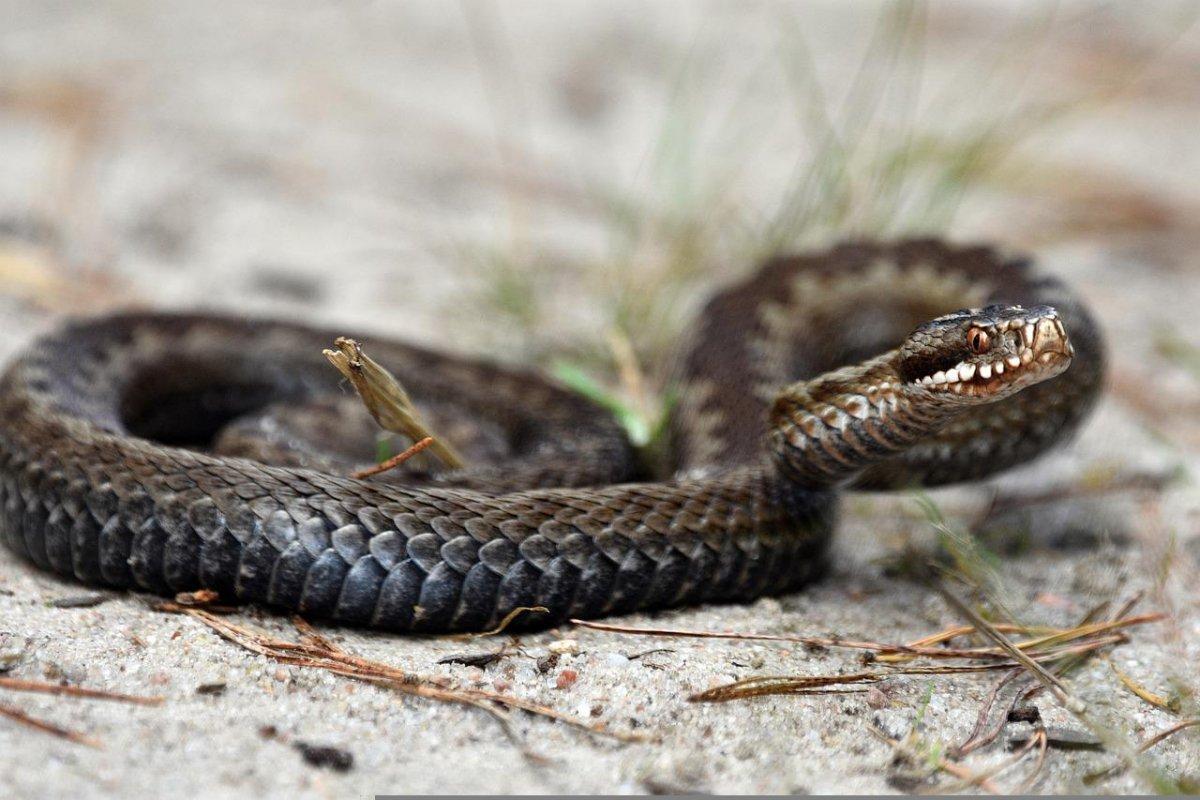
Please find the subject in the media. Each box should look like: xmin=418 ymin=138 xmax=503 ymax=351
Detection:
xmin=0 ymin=240 xmax=1104 ymax=632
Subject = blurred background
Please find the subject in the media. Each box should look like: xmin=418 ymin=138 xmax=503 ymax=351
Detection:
xmin=2 ymin=1 xmax=1199 ymax=428
xmin=3 ymin=3 xmax=1200 ymax=795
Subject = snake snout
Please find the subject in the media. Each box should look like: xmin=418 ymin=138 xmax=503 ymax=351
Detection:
xmin=903 ymin=304 xmax=1072 ymax=401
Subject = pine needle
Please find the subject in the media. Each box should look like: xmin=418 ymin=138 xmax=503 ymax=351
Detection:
xmin=170 ymin=608 xmax=648 ymax=746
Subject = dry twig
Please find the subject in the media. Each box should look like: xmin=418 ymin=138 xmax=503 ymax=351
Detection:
xmin=350 ymin=436 xmax=435 ymax=479
xmin=1084 ymin=718 xmax=1200 ymax=784
xmin=869 ymin=723 xmax=1001 ymax=794
xmin=689 ymin=673 xmax=878 ymax=703
xmin=945 ymin=728 xmax=1046 ymax=793
xmin=571 ymin=613 xmax=1160 ymax=666
xmin=0 ymin=671 xmax=164 ymax=748
xmin=931 ymin=579 xmax=1081 ymax=712
xmin=448 ymin=605 xmax=549 ymax=640
xmin=0 ymin=677 xmax=162 ymax=706
xmin=1105 ymin=655 xmax=1180 ymax=713
xmin=0 ymin=702 xmax=101 ymax=748
xmin=1139 ymin=718 xmax=1200 ymax=753
xmin=574 ymin=590 xmax=1168 ymax=791
xmin=1017 ymin=728 xmax=1051 ymax=793
xmin=169 ymin=608 xmax=646 ymax=747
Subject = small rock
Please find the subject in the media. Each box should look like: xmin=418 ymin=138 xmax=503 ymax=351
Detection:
xmin=556 ymin=669 xmax=579 ymax=690
xmin=1007 ymin=705 xmax=1041 ymax=724
xmin=865 ymin=687 xmax=890 ymax=709
xmin=294 ymin=742 xmax=354 ymax=772
xmin=41 ymin=662 xmax=67 ymax=681
xmin=173 ymin=588 xmax=221 ymax=607
xmin=547 ymin=638 xmax=580 ymax=655
xmin=47 ymin=593 xmax=110 ymax=609
xmin=0 ymin=634 xmax=28 ymax=673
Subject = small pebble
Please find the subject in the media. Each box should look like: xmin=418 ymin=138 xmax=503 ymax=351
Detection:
xmin=1007 ymin=705 xmax=1041 ymax=723
xmin=733 ymin=740 xmax=757 ymax=760
xmin=47 ymin=593 xmax=110 ymax=609
xmin=865 ymin=687 xmax=890 ymax=709
xmin=294 ymin=742 xmax=354 ymax=772
xmin=0 ymin=634 xmax=28 ymax=673
xmin=547 ymin=639 xmax=580 ymax=656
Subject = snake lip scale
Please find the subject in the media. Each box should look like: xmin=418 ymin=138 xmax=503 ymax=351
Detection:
xmin=905 ymin=305 xmax=1072 ymax=396
xmin=0 ymin=239 xmax=1104 ymax=632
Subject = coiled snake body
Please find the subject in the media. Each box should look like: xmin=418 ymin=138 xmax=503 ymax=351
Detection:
xmin=0 ymin=240 xmax=1103 ymax=631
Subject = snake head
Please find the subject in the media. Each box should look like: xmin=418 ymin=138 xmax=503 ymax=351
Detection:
xmin=898 ymin=304 xmax=1073 ymax=401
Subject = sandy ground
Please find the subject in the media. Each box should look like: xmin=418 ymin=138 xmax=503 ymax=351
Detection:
xmin=1 ymin=2 xmax=1199 ymax=795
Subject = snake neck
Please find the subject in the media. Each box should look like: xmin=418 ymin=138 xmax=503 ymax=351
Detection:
xmin=768 ymin=351 xmax=966 ymax=488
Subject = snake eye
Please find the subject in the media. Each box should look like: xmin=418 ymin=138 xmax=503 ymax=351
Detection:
xmin=967 ymin=328 xmax=990 ymax=354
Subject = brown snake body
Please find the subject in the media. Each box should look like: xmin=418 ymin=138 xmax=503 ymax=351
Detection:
xmin=0 ymin=240 xmax=1104 ymax=631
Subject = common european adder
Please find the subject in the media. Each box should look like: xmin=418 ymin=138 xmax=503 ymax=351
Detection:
xmin=0 ymin=239 xmax=1104 ymax=631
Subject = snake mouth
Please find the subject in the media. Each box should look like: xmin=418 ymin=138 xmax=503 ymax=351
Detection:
xmin=910 ymin=313 xmax=1073 ymax=398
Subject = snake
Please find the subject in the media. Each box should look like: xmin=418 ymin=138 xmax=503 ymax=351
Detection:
xmin=0 ymin=239 xmax=1104 ymax=632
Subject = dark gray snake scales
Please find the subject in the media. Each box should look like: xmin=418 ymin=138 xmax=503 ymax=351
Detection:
xmin=0 ymin=240 xmax=1104 ymax=632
